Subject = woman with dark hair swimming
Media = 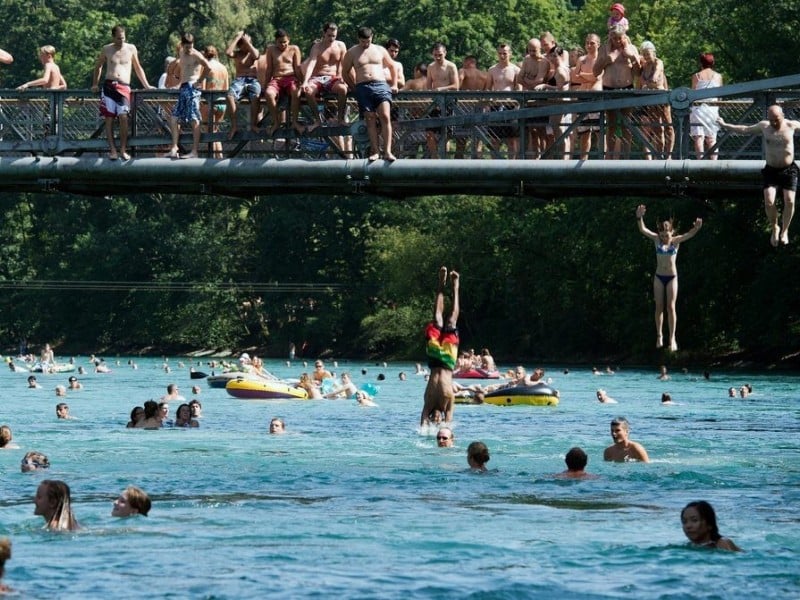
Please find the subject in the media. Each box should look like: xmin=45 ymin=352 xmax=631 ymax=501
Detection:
xmin=681 ymin=501 xmax=741 ymax=551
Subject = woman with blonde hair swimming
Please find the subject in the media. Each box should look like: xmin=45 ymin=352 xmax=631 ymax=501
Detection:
xmin=636 ymin=204 xmax=703 ymax=351
xmin=33 ymin=479 xmax=80 ymax=531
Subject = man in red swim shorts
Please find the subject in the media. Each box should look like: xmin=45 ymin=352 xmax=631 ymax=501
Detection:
xmin=91 ymin=24 xmax=154 ymax=160
xmin=263 ymin=28 xmax=303 ymax=136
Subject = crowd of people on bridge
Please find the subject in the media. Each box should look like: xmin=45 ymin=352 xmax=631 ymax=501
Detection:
xmin=1 ymin=5 xmax=795 ymax=234
xmin=0 ymin=3 xmax=749 ymax=162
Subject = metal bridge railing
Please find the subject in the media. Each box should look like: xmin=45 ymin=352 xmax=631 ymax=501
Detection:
xmin=1 ymin=75 xmax=799 ymax=160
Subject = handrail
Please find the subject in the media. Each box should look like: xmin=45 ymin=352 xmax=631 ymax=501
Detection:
xmin=0 ymin=73 xmax=799 ymax=160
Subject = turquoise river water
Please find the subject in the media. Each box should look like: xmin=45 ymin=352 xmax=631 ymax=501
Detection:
xmin=0 ymin=357 xmax=798 ymax=599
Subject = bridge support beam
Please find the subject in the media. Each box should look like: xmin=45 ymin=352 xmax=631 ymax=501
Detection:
xmin=0 ymin=157 xmax=764 ymax=199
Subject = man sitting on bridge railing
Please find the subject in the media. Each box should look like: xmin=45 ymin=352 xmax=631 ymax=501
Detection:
xmin=719 ymin=105 xmax=800 ymax=246
xmin=224 ymin=31 xmax=261 ymax=139
xmin=299 ymin=22 xmax=348 ymax=130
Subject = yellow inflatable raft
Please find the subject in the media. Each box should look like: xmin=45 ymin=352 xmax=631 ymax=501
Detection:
xmin=483 ymin=382 xmax=559 ymax=406
xmin=226 ymin=378 xmax=309 ymax=400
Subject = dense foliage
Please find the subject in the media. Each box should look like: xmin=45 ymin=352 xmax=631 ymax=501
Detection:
xmin=0 ymin=1 xmax=798 ymax=365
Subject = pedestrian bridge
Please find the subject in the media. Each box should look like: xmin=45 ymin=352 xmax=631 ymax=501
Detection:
xmin=0 ymin=73 xmax=798 ymax=198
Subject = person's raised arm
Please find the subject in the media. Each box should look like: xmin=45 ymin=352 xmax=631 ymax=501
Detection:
xmin=241 ymin=34 xmax=259 ymax=61
xmin=593 ymin=45 xmax=610 ymax=77
xmin=0 ymin=48 xmax=13 ymax=64
xmin=225 ymin=32 xmax=243 ymax=58
xmin=636 ymin=204 xmax=659 ymax=240
xmin=673 ymin=218 xmax=703 ymax=243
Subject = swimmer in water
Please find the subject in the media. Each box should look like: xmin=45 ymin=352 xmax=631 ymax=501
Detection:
xmin=681 ymin=500 xmax=741 ymax=551
xmin=603 ymin=416 xmax=650 ymax=462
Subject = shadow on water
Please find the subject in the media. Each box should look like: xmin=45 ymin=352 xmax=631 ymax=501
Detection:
xmin=489 ymin=493 xmax=662 ymax=511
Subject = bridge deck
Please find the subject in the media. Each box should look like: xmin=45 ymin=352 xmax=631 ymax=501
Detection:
xmin=0 ymin=74 xmax=798 ymax=197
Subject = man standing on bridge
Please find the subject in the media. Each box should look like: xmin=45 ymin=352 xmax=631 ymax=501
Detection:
xmin=91 ymin=25 xmax=154 ymax=161
xmin=719 ymin=105 xmax=800 ymax=246
xmin=342 ymin=26 xmax=398 ymax=162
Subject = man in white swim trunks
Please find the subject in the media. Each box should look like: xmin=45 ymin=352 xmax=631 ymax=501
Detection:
xmin=91 ymin=24 xmax=154 ymax=160
xmin=300 ymin=22 xmax=349 ymax=129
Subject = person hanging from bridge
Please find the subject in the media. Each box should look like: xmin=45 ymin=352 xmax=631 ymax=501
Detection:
xmin=420 ymin=266 xmax=460 ymax=426
xmin=91 ymin=25 xmax=154 ymax=161
xmin=636 ymin=204 xmax=702 ymax=352
xmin=718 ymin=104 xmax=800 ymax=246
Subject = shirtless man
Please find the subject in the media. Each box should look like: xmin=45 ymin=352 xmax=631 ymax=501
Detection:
xmin=341 ymin=26 xmax=398 ymax=162
xmin=203 ymin=46 xmax=229 ymax=158
xmin=300 ymin=22 xmax=348 ymax=129
xmin=573 ymin=33 xmax=603 ymax=160
xmin=403 ymin=62 xmax=428 ymax=91
xmin=593 ymin=24 xmax=640 ymax=158
xmin=225 ymin=31 xmax=260 ymax=138
xmin=263 ymin=29 xmax=303 ymax=136
xmin=603 ymin=417 xmax=650 ymax=462
xmin=719 ymin=105 xmax=800 ymax=246
xmin=556 ymin=447 xmax=597 ymax=479
xmin=425 ymin=43 xmax=459 ymax=159
xmin=384 ymin=39 xmax=405 ymax=90
xmin=17 ymin=45 xmax=66 ymax=90
xmin=420 ymin=267 xmax=460 ymax=426
xmin=518 ymin=38 xmax=550 ymax=158
xmin=454 ymin=56 xmax=488 ymax=159
xmin=91 ymin=24 xmax=154 ymax=160
xmin=485 ymin=43 xmax=521 ymax=159
xmin=167 ymin=33 xmax=210 ymax=159
xmin=535 ymin=46 xmax=571 ymax=159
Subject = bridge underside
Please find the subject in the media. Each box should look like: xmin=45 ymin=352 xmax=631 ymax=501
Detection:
xmin=0 ymin=157 xmax=764 ymax=199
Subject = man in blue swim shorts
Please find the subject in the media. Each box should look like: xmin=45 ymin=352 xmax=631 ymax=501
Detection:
xmin=224 ymin=31 xmax=261 ymax=138
xmin=420 ymin=266 xmax=460 ymax=426
xmin=342 ymin=26 xmax=398 ymax=162
xmin=167 ymin=33 xmax=211 ymax=159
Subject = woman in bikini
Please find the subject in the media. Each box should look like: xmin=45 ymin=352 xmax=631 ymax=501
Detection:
xmin=636 ymin=204 xmax=703 ymax=352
